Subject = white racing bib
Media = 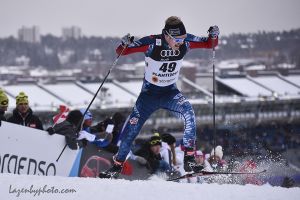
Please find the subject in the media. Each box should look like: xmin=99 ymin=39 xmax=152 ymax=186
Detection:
xmin=144 ymin=56 xmax=183 ymax=87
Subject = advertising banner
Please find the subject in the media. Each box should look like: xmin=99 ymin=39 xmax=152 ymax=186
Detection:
xmin=0 ymin=121 xmax=80 ymax=177
xmin=0 ymin=121 xmax=149 ymax=180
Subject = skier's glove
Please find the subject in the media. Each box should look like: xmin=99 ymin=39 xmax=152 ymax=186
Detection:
xmin=121 ymin=33 xmax=134 ymax=46
xmin=208 ymin=25 xmax=219 ymax=39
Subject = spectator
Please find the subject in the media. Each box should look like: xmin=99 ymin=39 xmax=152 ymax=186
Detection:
xmin=47 ymin=109 xmax=86 ymax=150
xmin=0 ymin=88 xmax=9 ymax=124
xmin=48 ymin=109 xmax=113 ymax=150
xmin=161 ymin=133 xmax=177 ymax=167
xmin=7 ymin=92 xmax=43 ymax=130
xmin=134 ymin=134 xmax=172 ymax=174
xmin=188 ymin=150 xmax=212 ymax=183
xmin=195 ymin=150 xmax=213 ymax=172
xmin=208 ymin=145 xmax=227 ymax=171
xmin=80 ymin=108 xmax=94 ymax=132
xmin=148 ymin=132 xmax=173 ymax=170
xmin=80 ymin=109 xmax=118 ymax=153
xmin=91 ymin=112 xmax=126 ymax=147
xmin=110 ymin=112 xmax=126 ymax=146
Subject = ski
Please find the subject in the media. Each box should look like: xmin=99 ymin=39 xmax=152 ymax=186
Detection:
xmin=167 ymin=169 xmax=267 ymax=182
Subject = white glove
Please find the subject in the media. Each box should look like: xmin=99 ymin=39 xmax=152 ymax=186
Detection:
xmin=77 ymin=130 xmax=96 ymax=142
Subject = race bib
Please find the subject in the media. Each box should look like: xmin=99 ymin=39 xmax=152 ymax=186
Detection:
xmin=144 ymin=57 xmax=183 ymax=87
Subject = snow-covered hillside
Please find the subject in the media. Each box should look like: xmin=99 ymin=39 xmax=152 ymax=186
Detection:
xmin=0 ymin=173 xmax=299 ymax=200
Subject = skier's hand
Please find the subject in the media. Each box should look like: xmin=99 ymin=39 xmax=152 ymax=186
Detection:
xmin=121 ymin=33 xmax=134 ymax=46
xmin=208 ymin=26 xmax=219 ymax=39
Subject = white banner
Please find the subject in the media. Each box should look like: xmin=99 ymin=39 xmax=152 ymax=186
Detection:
xmin=0 ymin=121 xmax=81 ymax=177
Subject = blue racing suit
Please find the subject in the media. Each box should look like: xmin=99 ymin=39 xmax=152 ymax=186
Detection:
xmin=115 ymin=32 xmax=218 ymax=161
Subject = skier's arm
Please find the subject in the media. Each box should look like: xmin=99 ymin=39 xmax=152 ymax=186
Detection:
xmin=187 ymin=26 xmax=219 ymax=49
xmin=186 ymin=33 xmax=218 ymax=49
xmin=116 ymin=35 xmax=155 ymax=56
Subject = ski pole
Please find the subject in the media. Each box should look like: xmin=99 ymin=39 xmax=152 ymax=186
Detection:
xmin=56 ymin=42 xmax=128 ymax=162
xmin=211 ymin=38 xmax=217 ymax=166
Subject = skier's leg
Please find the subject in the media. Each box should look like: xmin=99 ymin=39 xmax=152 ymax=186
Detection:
xmin=161 ymin=90 xmax=196 ymax=149
xmin=161 ymin=90 xmax=202 ymax=173
xmin=116 ymin=93 xmax=157 ymax=161
xmin=99 ymin=92 xmax=158 ymax=178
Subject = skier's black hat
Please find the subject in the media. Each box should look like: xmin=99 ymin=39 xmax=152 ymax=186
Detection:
xmin=163 ymin=22 xmax=186 ymax=36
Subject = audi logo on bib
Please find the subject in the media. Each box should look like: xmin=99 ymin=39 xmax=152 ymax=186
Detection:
xmin=160 ymin=50 xmax=180 ymax=57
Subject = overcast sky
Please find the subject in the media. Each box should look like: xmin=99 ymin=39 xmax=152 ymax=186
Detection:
xmin=0 ymin=0 xmax=299 ymax=38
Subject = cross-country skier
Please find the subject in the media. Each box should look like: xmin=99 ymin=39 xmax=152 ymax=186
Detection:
xmin=99 ymin=16 xmax=219 ymax=178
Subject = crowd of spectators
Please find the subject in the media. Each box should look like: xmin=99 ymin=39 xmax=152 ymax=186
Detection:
xmin=0 ymin=88 xmax=126 ymax=153
xmin=1 ymin=88 xmax=299 ymax=186
xmin=1 ymin=90 xmax=43 ymax=129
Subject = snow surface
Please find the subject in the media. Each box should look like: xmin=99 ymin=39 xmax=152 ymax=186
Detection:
xmin=118 ymin=81 xmax=143 ymax=96
xmin=4 ymin=84 xmax=65 ymax=111
xmin=43 ymin=83 xmax=94 ymax=106
xmin=284 ymin=75 xmax=300 ymax=87
xmin=0 ymin=173 xmax=299 ymax=200
xmin=83 ymin=82 xmax=137 ymax=107
xmin=252 ymin=76 xmax=299 ymax=95
xmin=217 ymin=77 xmax=272 ymax=97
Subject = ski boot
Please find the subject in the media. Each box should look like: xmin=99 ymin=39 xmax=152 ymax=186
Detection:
xmin=99 ymin=158 xmax=123 ymax=179
xmin=184 ymin=149 xmax=204 ymax=173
